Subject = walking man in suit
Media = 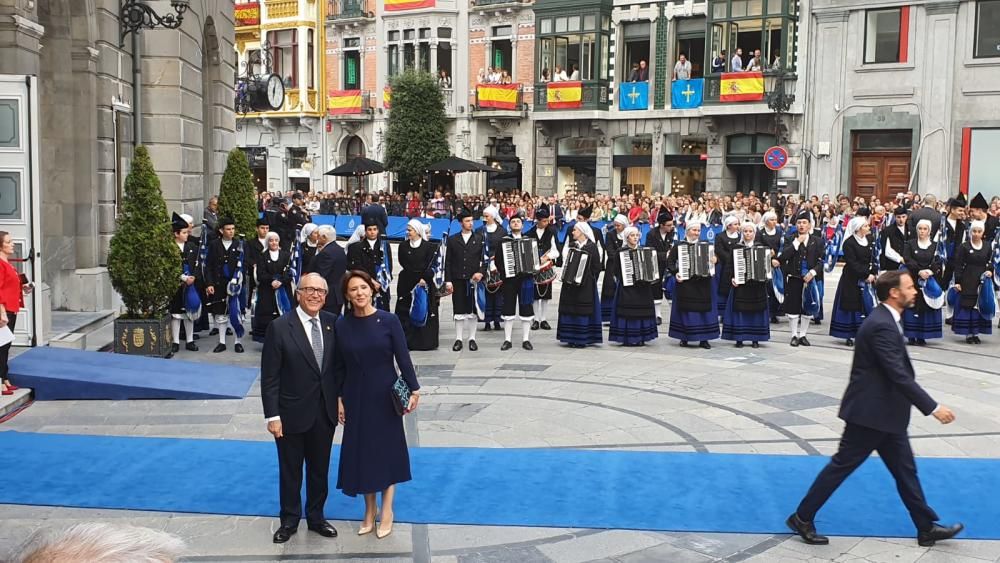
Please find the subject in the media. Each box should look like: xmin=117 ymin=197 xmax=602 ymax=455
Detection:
xmin=309 ymin=225 xmax=347 ymax=315
xmin=261 ymin=272 xmax=341 ymax=544
xmin=787 ymin=270 xmax=963 ymax=547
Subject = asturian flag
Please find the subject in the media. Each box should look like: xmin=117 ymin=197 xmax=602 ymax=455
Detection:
xmin=619 ymin=81 xmax=649 ymax=111
xmin=671 ymin=79 xmax=704 ymax=109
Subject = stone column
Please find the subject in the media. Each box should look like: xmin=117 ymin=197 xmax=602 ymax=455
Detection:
xmin=650 ymin=121 xmax=665 ymax=195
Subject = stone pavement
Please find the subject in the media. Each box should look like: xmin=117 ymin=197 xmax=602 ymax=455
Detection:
xmin=3 ymin=266 xmax=1000 ymax=562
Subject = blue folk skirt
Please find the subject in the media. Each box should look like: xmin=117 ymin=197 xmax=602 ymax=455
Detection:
xmin=829 ymin=283 xmax=865 ymax=339
xmin=668 ymin=307 xmax=721 ymax=342
xmin=608 ymin=316 xmax=657 ymax=345
xmin=903 ymin=307 xmax=943 ymax=340
xmin=952 ymin=306 xmax=993 ymax=336
xmin=721 ymin=293 xmax=770 ymax=342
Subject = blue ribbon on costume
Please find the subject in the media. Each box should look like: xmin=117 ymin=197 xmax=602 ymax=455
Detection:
xmin=182 ymin=262 xmax=202 ymax=321
xmin=521 ymin=277 xmax=536 ymax=306
xmin=772 ymin=232 xmax=785 ymax=305
xmin=978 ymin=274 xmax=997 ymax=321
xmin=410 ymin=285 xmax=429 ymax=328
xmin=946 ymin=283 xmax=960 ymax=319
xmin=225 ymin=240 xmax=246 ymax=339
xmin=375 ymin=238 xmax=392 ymax=309
xmin=922 ymin=276 xmax=945 ymax=310
xmin=472 ymin=280 xmax=487 ymax=320
xmin=936 ymin=215 xmax=950 ymax=267
xmin=859 ymin=281 xmax=877 ymax=316
xmin=824 ymin=224 xmax=843 ymax=273
xmin=802 ymin=281 xmax=821 ymax=317
xmin=872 ymin=226 xmax=883 ymax=275
xmin=275 ymin=286 xmax=292 ymax=316
xmin=290 ymin=228 xmax=302 ymax=290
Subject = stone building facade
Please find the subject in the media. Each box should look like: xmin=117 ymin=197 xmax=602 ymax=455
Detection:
xmin=0 ymin=0 xmax=235 ymax=337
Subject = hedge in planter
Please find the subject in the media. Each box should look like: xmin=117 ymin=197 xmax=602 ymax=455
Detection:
xmin=217 ymin=148 xmax=258 ymax=238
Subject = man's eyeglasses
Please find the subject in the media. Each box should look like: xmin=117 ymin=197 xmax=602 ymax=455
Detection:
xmin=298 ymin=287 xmax=328 ymax=296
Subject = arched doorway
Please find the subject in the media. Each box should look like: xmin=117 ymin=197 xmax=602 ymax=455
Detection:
xmin=343 ymin=135 xmax=366 ymax=192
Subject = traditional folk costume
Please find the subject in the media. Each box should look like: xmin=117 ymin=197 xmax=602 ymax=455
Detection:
xmin=644 ymin=211 xmax=676 ymax=324
xmin=245 ymin=221 xmax=269 ymax=313
xmin=951 ymin=225 xmax=994 ymax=343
xmin=168 ymin=212 xmax=201 ymax=356
xmin=779 ymin=210 xmax=825 ymax=347
xmin=251 ymin=243 xmax=293 ymax=344
xmin=557 ymin=222 xmax=603 ymax=348
xmin=714 ymin=216 xmax=742 ymax=318
xmin=600 ymin=215 xmax=629 ymax=323
xmin=346 ymin=215 xmax=394 ymax=311
xmin=609 ymin=227 xmax=658 ymax=346
xmin=203 ymin=216 xmax=245 ymax=353
xmin=496 ymin=216 xmax=535 ymax=350
xmin=479 ymin=206 xmax=507 ymax=332
xmin=757 ymin=214 xmax=785 ymax=322
xmin=829 ymin=217 xmax=876 ymax=344
xmin=721 ymin=228 xmax=770 ymax=347
xmin=902 ymin=224 xmax=944 ymax=344
xmin=527 ymin=207 xmax=561 ymax=331
xmin=667 ymin=231 xmax=720 ymax=348
xmin=395 ymin=219 xmax=440 ymax=351
xmin=445 ymin=211 xmax=485 ymax=351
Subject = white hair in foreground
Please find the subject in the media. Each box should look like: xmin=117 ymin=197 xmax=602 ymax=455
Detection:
xmin=14 ymin=523 xmax=185 ymax=563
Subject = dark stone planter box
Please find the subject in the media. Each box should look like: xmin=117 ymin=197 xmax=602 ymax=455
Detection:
xmin=113 ymin=316 xmax=171 ymax=357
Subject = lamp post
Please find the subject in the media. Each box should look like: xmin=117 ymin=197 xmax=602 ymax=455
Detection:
xmin=120 ymin=0 xmax=191 ymax=146
xmin=765 ymin=69 xmax=795 ymax=144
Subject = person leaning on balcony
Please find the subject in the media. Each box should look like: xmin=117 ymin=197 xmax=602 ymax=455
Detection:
xmin=673 ymin=53 xmax=692 ymax=80
xmin=731 ymin=48 xmax=744 ymax=72
xmin=748 ymin=49 xmax=763 ymax=72
xmin=437 ymin=69 xmax=451 ymax=89
xmin=552 ymin=65 xmax=568 ymax=82
xmin=540 ymin=68 xmax=551 ymax=82
xmin=500 ymin=70 xmax=512 ymax=85
xmin=629 ymin=59 xmax=649 ymax=82
xmin=712 ymin=50 xmax=727 ymax=73
xmin=771 ymin=51 xmax=782 ymax=71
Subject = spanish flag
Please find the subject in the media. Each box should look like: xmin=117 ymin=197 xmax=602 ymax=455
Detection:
xmin=383 ymin=86 xmax=391 ymax=109
xmin=477 ymin=83 xmax=519 ymax=110
xmin=546 ymin=81 xmax=582 ymax=109
xmin=719 ymin=72 xmax=764 ymax=102
xmin=327 ymin=90 xmax=363 ymax=115
xmin=384 ymin=0 xmax=434 ymax=11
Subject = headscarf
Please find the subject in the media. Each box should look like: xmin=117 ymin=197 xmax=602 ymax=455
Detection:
xmin=621 ymin=226 xmax=639 ymax=246
xmin=846 ymin=216 xmax=868 ymax=247
xmin=407 ymin=219 xmax=427 ymax=242
xmin=300 ymin=223 xmax=318 ymax=244
xmin=916 ymin=219 xmax=933 ymax=239
xmin=613 ymin=214 xmax=630 ymax=228
xmin=482 ymin=205 xmax=501 ymax=221
xmin=970 ymin=220 xmax=986 ymax=234
xmin=573 ymin=221 xmax=595 ymax=243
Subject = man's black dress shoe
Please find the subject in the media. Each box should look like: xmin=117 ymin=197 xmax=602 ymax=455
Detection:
xmin=212 ymin=344 xmax=226 ymax=353
xmin=798 ymin=337 xmax=811 ymax=346
xmin=234 ymin=343 xmax=244 ymax=353
xmin=770 ymin=316 xmax=779 ymax=324
xmin=185 ymin=341 xmax=198 ymax=352
xmin=452 ymin=340 xmax=463 ymax=352
xmin=209 ymin=328 xmax=219 ymax=336
xmin=226 ymin=327 xmax=234 ymax=336
xmin=307 ymin=521 xmax=339 ymax=538
xmin=273 ymin=526 xmax=297 ymax=543
xmin=468 ymin=340 xmax=478 ymax=351
xmin=540 ymin=320 xmax=552 ymax=330
xmin=531 ymin=321 xmax=540 ymax=331
xmin=500 ymin=341 xmax=512 ymax=351
xmin=170 ymin=343 xmax=180 ymax=354
xmin=699 ymin=341 xmax=711 ymax=350
xmin=918 ymin=523 xmax=964 ymax=547
xmin=811 ymin=319 xmax=821 ymax=325
xmin=522 ymin=341 xmax=533 ymax=350
xmin=786 ymin=513 xmax=829 ymax=545
xmin=845 ymin=338 xmax=854 ymax=347
xmin=790 ymin=336 xmax=800 ymax=347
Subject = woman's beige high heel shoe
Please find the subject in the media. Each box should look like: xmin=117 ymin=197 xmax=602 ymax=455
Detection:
xmin=358 ymin=507 xmax=378 ymax=536
xmin=376 ymin=512 xmax=393 ymax=539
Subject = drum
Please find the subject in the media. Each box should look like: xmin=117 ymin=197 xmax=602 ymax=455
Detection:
xmin=485 ymin=269 xmax=504 ymax=292
xmin=533 ymin=262 xmax=557 ymax=286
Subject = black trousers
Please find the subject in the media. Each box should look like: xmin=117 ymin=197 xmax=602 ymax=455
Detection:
xmin=796 ymin=422 xmax=938 ymax=532
xmin=275 ymin=401 xmax=335 ymax=528
xmin=0 ymin=311 xmax=17 ymax=382
xmin=500 ymin=276 xmax=534 ymax=319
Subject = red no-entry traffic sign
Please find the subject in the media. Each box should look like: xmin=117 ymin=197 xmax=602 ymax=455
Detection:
xmin=764 ymin=146 xmax=788 ymax=171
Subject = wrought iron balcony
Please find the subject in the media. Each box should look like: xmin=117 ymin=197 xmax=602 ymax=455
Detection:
xmin=472 ymin=0 xmax=530 ymax=7
xmin=533 ymin=80 xmax=610 ymax=112
xmin=328 ymin=0 xmax=373 ymax=21
xmin=701 ymin=71 xmax=797 ymax=107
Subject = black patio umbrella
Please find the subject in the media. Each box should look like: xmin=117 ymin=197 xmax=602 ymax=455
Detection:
xmin=324 ymin=157 xmax=385 ymax=176
xmin=425 ymin=155 xmax=492 ymax=174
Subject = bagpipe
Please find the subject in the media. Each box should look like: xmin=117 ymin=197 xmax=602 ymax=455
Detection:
xmin=224 ymin=236 xmax=247 ymax=339
xmin=182 ymin=261 xmax=202 ymax=322
xmin=978 ymin=273 xmax=997 ymax=321
xmin=824 ymin=223 xmax=844 ymax=273
xmin=374 ymin=236 xmax=393 ymax=310
xmin=771 ymin=229 xmax=786 ymax=305
xmin=275 ymin=227 xmax=301 ymax=317
xmin=433 ymin=224 xmax=450 ymax=297
xmin=802 ymin=279 xmax=822 ymax=317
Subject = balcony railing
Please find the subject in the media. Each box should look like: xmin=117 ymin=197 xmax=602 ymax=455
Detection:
xmin=327 ymin=89 xmax=373 ymax=118
xmin=702 ymin=71 xmax=796 ymax=106
xmin=533 ymin=80 xmax=610 ymax=111
xmin=265 ymin=0 xmax=298 ymax=19
xmin=473 ymin=83 xmax=524 ymax=112
xmin=471 ymin=0 xmax=530 ymax=6
xmin=328 ymin=0 xmax=373 ymax=20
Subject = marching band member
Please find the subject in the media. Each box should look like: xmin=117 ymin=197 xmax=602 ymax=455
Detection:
xmin=666 ymin=223 xmax=720 ymax=349
xmin=444 ymin=211 xmax=485 ymax=351
xmin=715 ymin=215 xmax=742 ymax=319
xmin=528 ymin=207 xmax=560 ymax=331
xmin=168 ymin=213 xmax=200 ymax=357
xmin=246 ymin=218 xmax=270 ymax=313
xmin=879 ymin=206 xmax=910 ymax=272
xmin=829 ymin=217 xmax=876 ymax=347
xmin=779 ymin=210 xmax=824 ymax=347
xmin=601 ymin=214 xmax=629 ymax=323
xmin=968 ymin=192 xmax=998 ymax=242
xmin=903 ymin=219 xmax=944 ymax=345
xmin=251 ymin=232 xmax=293 ymax=344
xmin=609 ymin=227 xmax=657 ymax=346
xmin=951 ymin=220 xmax=993 ymax=344
xmin=721 ymin=222 xmax=770 ymax=348
xmin=645 ymin=210 xmax=676 ymax=325
xmin=479 ymin=206 xmax=507 ymax=332
xmin=557 ymin=222 xmax=603 ymax=348
xmin=395 ymin=219 xmax=439 ymax=351
xmin=757 ymin=211 xmax=784 ymax=323
xmin=496 ymin=213 xmax=534 ymax=351
xmin=346 ymin=215 xmax=393 ymax=311
xmin=204 ymin=216 xmax=245 ymax=353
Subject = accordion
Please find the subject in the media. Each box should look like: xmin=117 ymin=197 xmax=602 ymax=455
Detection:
xmin=677 ymin=242 xmax=713 ymax=278
xmin=734 ymin=246 xmax=771 ymax=284
xmin=619 ymin=248 xmax=659 ymax=287
xmin=560 ymin=248 xmax=590 ymax=286
xmin=501 ymin=238 xmax=540 ymax=278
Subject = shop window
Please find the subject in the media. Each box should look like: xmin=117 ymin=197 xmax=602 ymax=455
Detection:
xmin=864 ymin=7 xmax=909 ymax=64
xmin=975 ymin=1 xmax=1000 ymax=58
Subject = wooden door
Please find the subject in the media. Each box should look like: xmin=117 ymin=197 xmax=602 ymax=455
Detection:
xmin=851 ymin=154 xmax=910 ymax=202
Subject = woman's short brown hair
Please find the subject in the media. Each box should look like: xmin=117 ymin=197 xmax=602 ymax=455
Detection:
xmin=341 ymin=269 xmax=377 ymax=299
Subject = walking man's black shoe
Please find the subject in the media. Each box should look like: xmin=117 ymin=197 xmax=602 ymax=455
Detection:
xmin=917 ymin=523 xmax=964 ymax=547
xmin=786 ymin=513 xmax=829 ymax=545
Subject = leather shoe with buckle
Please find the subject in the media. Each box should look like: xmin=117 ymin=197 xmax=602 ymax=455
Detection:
xmin=307 ymin=521 xmax=338 ymax=538
xmin=452 ymin=340 xmax=463 ymax=352
xmin=273 ymin=526 xmax=297 ymax=543
xmin=539 ymin=321 xmax=552 ymax=330
xmin=786 ymin=513 xmax=829 ymax=545
xmin=798 ymin=337 xmax=811 ymax=346
xmin=500 ymin=340 xmax=512 ymax=351
xmin=212 ymin=343 xmax=226 ymax=353
xmin=522 ymin=341 xmax=533 ymax=350
xmin=531 ymin=320 xmax=540 ymax=331
xmin=468 ymin=340 xmax=478 ymax=351
xmin=918 ymin=523 xmax=963 ymax=547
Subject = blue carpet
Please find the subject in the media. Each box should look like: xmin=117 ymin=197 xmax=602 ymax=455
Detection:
xmin=8 ymin=348 xmax=258 ymax=400
xmin=0 ymin=431 xmax=994 ymax=538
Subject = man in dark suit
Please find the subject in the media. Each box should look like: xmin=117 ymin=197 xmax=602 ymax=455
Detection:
xmin=261 ymin=272 xmax=341 ymax=544
xmin=308 ymin=225 xmax=346 ymax=315
xmin=787 ymin=270 xmax=963 ymax=547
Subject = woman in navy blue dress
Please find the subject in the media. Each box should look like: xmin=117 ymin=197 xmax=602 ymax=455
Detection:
xmin=608 ymin=227 xmax=657 ymax=346
xmin=721 ymin=223 xmax=770 ymax=348
xmin=951 ymin=221 xmax=994 ymax=344
xmin=557 ymin=221 xmax=603 ymax=348
xmin=335 ymin=270 xmax=421 ymax=539
xmin=903 ymin=219 xmax=944 ymax=345
xmin=829 ymin=217 xmax=876 ymax=346
xmin=667 ymin=223 xmax=720 ymax=349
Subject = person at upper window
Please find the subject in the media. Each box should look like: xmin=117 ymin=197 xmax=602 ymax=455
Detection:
xmin=500 ymin=70 xmax=512 ymax=84
xmin=477 ymin=68 xmax=486 ymax=84
xmin=771 ymin=50 xmax=783 ymax=70
xmin=711 ymin=50 xmax=727 ymax=73
xmin=568 ymin=64 xmax=580 ymax=80
xmin=731 ymin=48 xmax=744 ymax=72
xmin=673 ymin=52 xmax=692 ymax=80
xmin=540 ymin=68 xmax=551 ymax=82
xmin=747 ymin=49 xmax=763 ymax=72
xmin=552 ymin=65 xmax=568 ymax=82
xmin=437 ymin=69 xmax=451 ymax=88
xmin=629 ymin=59 xmax=649 ymax=82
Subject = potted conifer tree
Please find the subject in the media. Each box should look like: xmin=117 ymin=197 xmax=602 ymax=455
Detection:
xmin=217 ymin=148 xmax=258 ymax=239
xmin=107 ymin=146 xmax=181 ymax=356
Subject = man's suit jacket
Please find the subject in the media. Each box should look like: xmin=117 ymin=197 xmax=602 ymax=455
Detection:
xmin=838 ymin=304 xmax=937 ymax=435
xmin=260 ymin=310 xmax=341 ymax=435
xmin=309 ymin=243 xmax=347 ymax=314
